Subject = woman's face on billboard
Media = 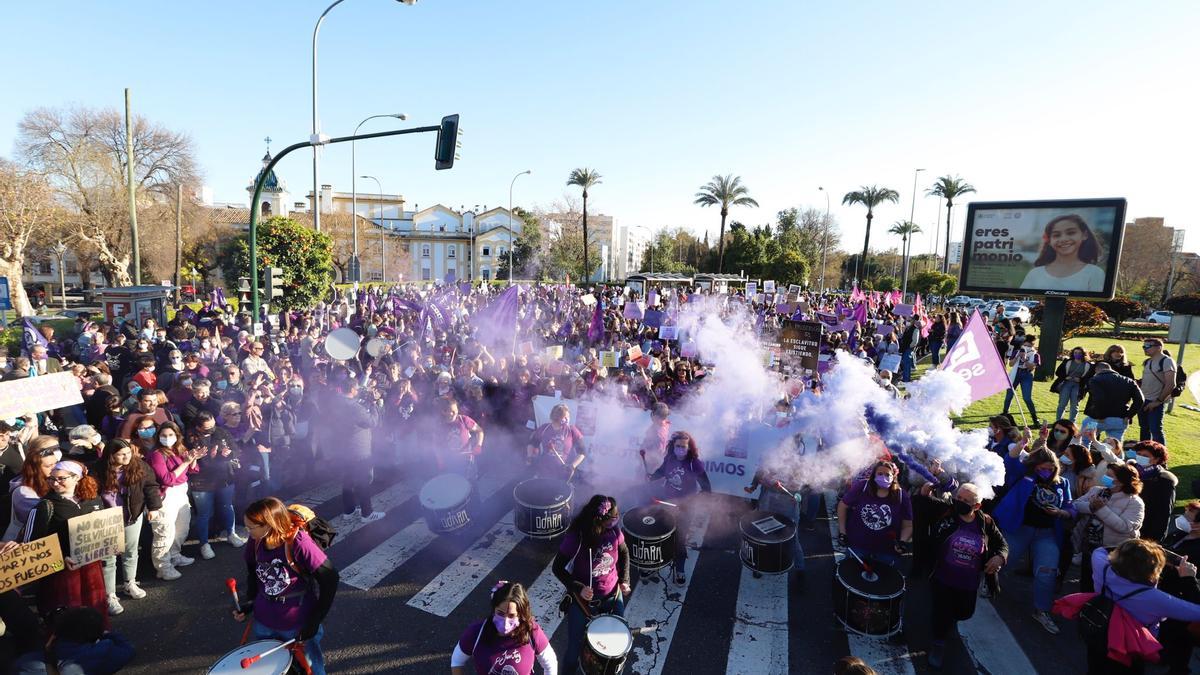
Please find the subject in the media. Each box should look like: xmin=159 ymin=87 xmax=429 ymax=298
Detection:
xmin=1048 ymin=220 xmax=1088 ymax=260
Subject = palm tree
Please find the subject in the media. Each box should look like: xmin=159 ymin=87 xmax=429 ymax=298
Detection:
xmin=842 ymin=185 xmax=900 ymax=283
xmin=888 ymin=220 xmax=923 ymax=295
xmin=566 ymin=168 xmax=602 ymax=282
xmin=927 ymin=175 xmax=976 ymax=273
xmin=694 ymin=174 xmax=759 ymax=273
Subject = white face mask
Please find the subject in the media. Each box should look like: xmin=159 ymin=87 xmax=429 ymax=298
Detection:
xmin=1176 ymin=515 xmax=1193 ymax=533
xmin=159 ymin=435 xmax=177 ymax=446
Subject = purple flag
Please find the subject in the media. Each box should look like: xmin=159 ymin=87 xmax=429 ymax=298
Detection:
xmin=642 ymin=309 xmax=665 ymax=329
xmin=851 ymin=301 xmax=868 ymax=325
xmin=366 ymin=292 xmax=378 ymax=316
xmin=939 ymin=311 xmax=1011 ymax=404
xmin=22 ymin=318 xmax=47 ymax=354
xmin=588 ymin=300 xmax=605 ymax=343
xmin=471 ymin=286 xmax=520 ymax=350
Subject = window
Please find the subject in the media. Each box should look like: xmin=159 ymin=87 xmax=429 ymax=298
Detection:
xmin=482 ymin=269 xmax=491 ymax=282
xmin=368 ymin=271 xmax=383 ymax=281
xmin=498 ymin=247 xmax=507 ymax=257
xmin=482 ymin=246 xmax=491 ymax=257
xmin=65 ymin=260 xmax=78 ymax=274
xmin=35 ymin=259 xmax=51 ymax=275
xmin=448 ymin=247 xmax=456 ymax=258
xmin=421 ymin=268 xmax=431 ymax=281
xmin=422 ymin=245 xmax=430 ymax=258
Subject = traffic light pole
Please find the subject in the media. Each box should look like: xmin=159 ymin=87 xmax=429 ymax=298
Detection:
xmin=247 ymin=125 xmax=440 ymax=331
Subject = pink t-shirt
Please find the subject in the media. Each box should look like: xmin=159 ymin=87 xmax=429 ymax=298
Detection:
xmin=558 ymin=527 xmax=624 ymax=597
xmin=457 ymin=619 xmax=550 ymax=675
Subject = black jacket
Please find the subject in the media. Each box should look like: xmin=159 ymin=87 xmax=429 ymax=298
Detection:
xmin=924 ymin=509 xmax=1009 ymax=582
xmin=25 ymin=493 xmax=106 ymax=551
xmin=1140 ymin=466 xmax=1178 ymax=543
xmin=1083 ymin=370 xmax=1145 ymax=420
xmin=94 ymin=459 xmax=163 ymax=525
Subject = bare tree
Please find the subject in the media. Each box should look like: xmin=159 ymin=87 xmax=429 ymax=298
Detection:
xmin=0 ymin=159 xmax=60 ymax=316
xmin=16 ymin=106 xmax=200 ymax=286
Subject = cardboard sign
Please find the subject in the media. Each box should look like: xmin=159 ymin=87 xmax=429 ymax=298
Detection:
xmin=788 ymin=284 xmax=802 ymax=297
xmin=763 ymin=280 xmax=776 ymax=294
xmin=623 ymin=302 xmax=645 ymax=321
xmin=544 ymin=345 xmax=563 ymax=360
xmin=879 ymin=354 xmax=903 ymax=373
xmin=635 ymin=355 xmax=652 ymax=369
xmin=746 ymin=282 xmax=757 ymax=298
xmin=680 ymin=342 xmax=698 ymax=358
xmin=580 ymin=294 xmax=596 ymax=306
xmin=658 ymin=325 xmax=678 ymax=340
xmin=627 ymin=345 xmax=643 ymax=362
xmin=600 ymin=351 xmax=619 ymax=368
xmin=779 ymin=320 xmax=823 ymax=373
xmin=68 ymin=507 xmax=125 ymax=567
xmin=0 ymin=372 xmax=84 ymax=419
xmin=519 ymin=341 xmax=535 ymax=356
xmin=0 ymin=535 xmax=64 ymax=593
xmin=893 ymin=303 xmax=914 ymax=317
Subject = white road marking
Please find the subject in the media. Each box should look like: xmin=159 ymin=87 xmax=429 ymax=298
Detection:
xmin=621 ymin=512 xmax=711 ymax=675
xmin=725 ymin=565 xmax=788 ymax=674
xmin=289 ymin=481 xmax=342 ymax=509
xmin=327 ymin=481 xmax=419 ymax=547
xmin=958 ymin=598 xmax=1037 ymax=675
xmin=406 ymin=510 xmax=525 ymax=617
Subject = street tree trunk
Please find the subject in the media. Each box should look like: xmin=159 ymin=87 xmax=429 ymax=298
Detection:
xmin=860 ymin=210 xmax=874 ymax=282
xmin=942 ymin=199 xmax=954 ymax=273
xmin=0 ymin=259 xmax=34 ymax=317
xmin=717 ymin=208 xmax=728 ymax=273
xmin=582 ymin=191 xmax=589 ymax=284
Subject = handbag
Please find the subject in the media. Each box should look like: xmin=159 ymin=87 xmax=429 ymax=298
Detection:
xmin=1049 ymin=377 xmax=1064 ymax=394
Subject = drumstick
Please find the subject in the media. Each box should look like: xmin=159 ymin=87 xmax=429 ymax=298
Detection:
xmin=631 ymin=622 xmax=660 ymax=635
xmin=225 ymin=578 xmax=240 ymax=611
xmin=844 ymin=544 xmax=874 ymax=575
xmin=653 ymin=498 xmax=678 ymax=508
xmin=774 ymin=480 xmax=800 ymax=501
xmin=240 ymin=639 xmax=296 ymax=669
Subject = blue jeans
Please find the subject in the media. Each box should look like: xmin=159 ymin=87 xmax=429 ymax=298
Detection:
xmin=251 ymin=620 xmax=325 ymax=675
xmin=929 ymin=341 xmax=944 ymax=367
xmin=1003 ymin=371 xmax=1039 ymax=421
xmin=1003 ymin=525 xmax=1059 ymax=612
xmin=1081 ymin=416 xmax=1128 ymax=442
xmin=1138 ymin=405 xmax=1165 ymax=444
xmin=102 ymin=514 xmax=144 ymax=595
xmin=257 ymin=451 xmax=278 ymax=498
xmin=191 ymin=484 xmax=235 ymax=544
xmin=562 ymin=590 xmax=625 ymax=674
xmin=900 ymin=350 xmax=915 ymax=382
xmin=1055 ymin=381 xmax=1082 ymax=422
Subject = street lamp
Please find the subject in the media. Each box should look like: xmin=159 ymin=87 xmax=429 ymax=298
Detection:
xmin=351 ymin=113 xmax=407 ymax=281
xmin=901 ymin=168 xmax=925 ymax=298
xmin=361 ymin=175 xmax=384 ymax=282
xmin=51 ymin=241 xmax=68 ymax=310
xmin=818 ymin=187 xmax=831 ymax=293
xmin=311 ymin=0 xmax=416 ymax=233
xmin=508 ymin=170 xmax=531 ymax=286
xmin=190 ymin=267 xmax=200 ymax=298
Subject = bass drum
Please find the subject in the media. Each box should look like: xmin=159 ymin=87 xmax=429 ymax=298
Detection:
xmin=513 ymin=478 xmax=573 ymax=539
xmin=738 ymin=512 xmax=796 ymax=575
xmin=419 ymin=473 xmax=474 ymax=534
xmin=581 ymin=614 xmax=632 ymax=675
xmin=621 ymin=505 xmax=675 ymax=572
xmin=208 ymin=640 xmax=291 ymax=675
xmin=832 ymin=557 xmax=905 ymax=637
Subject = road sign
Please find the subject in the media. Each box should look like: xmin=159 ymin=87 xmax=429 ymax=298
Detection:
xmin=0 ymin=277 xmax=11 ymax=311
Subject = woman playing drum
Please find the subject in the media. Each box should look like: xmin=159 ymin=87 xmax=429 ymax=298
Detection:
xmin=437 ymin=399 xmax=484 ymax=478
xmin=233 ymin=498 xmax=339 ymax=675
xmin=553 ymin=495 xmax=631 ymax=674
xmin=526 ymin=403 xmax=586 ymax=483
xmin=450 ymin=581 xmax=557 ymax=675
xmin=837 ymin=460 xmax=913 ymax=568
xmin=648 ymin=431 xmax=711 ymax=585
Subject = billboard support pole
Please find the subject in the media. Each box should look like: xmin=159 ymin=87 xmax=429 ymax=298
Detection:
xmin=1037 ymin=296 xmax=1066 ymax=380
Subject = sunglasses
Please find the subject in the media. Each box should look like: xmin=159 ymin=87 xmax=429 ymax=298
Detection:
xmin=48 ymin=475 xmax=76 ymax=483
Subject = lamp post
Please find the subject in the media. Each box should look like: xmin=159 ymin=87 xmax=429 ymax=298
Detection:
xmin=818 ymin=187 xmax=831 ymax=293
xmin=900 ymin=168 xmax=925 ymax=299
xmin=361 ymin=175 xmax=384 ymax=281
xmin=351 ymin=113 xmax=406 ymax=282
xmin=311 ymin=0 xmax=416 ymax=233
xmin=190 ymin=267 xmax=200 ymax=298
xmin=507 ymin=170 xmax=531 ymax=286
xmin=51 ymin=241 xmax=68 ymax=310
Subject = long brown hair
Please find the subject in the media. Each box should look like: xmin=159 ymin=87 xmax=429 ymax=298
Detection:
xmin=20 ymin=435 xmax=61 ymax=497
xmin=154 ymin=421 xmax=188 ymax=459
xmin=97 ymin=439 xmax=146 ymax=492
xmin=868 ymin=460 xmax=902 ymax=503
xmin=484 ymin=581 xmax=535 ymax=646
xmin=244 ymin=497 xmax=298 ymax=550
xmin=1033 ymin=214 xmax=1101 ymax=267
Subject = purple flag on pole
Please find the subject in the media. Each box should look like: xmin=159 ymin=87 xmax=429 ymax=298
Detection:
xmin=471 ymin=286 xmax=520 ymax=345
xmin=851 ymin=301 xmax=868 ymax=325
xmin=588 ymin=300 xmax=605 ymax=343
xmin=23 ymin=318 xmax=47 ymax=354
xmin=939 ymin=311 xmax=1011 ymax=404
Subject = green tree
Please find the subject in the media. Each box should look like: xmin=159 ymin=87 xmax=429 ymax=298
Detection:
xmin=219 ymin=216 xmax=334 ymax=311
xmin=928 ymin=175 xmax=977 ymax=273
xmin=1095 ymin=296 xmax=1149 ymax=334
xmin=566 ymin=168 xmax=602 ymax=282
xmin=887 ymin=220 xmax=923 ymax=294
xmin=695 ymin=174 xmax=759 ymax=273
xmin=875 ymin=275 xmax=899 ymax=292
xmin=497 ymin=208 xmax=544 ymax=281
xmin=909 ymin=270 xmax=957 ymax=298
xmin=1033 ymin=299 xmax=1107 ymax=338
xmin=842 ymin=186 xmax=900 ymax=284
xmin=722 ymin=222 xmax=772 ymax=279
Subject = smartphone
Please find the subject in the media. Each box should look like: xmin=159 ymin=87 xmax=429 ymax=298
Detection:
xmin=1163 ymin=550 xmax=1185 ymax=567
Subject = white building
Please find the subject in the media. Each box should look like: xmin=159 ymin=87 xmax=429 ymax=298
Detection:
xmin=617 ymin=225 xmax=649 ymax=280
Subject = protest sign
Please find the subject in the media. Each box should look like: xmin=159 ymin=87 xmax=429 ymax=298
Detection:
xmin=874 ymin=324 xmax=894 ymax=337
xmin=580 ymin=294 xmax=596 ymax=306
xmin=893 ymin=303 xmax=914 ymax=317
xmin=746 ymin=282 xmax=757 ymax=297
xmin=623 ymin=302 xmax=645 ymax=321
xmin=642 ymin=309 xmax=665 ymax=329
xmin=627 ymin=345 xmax=643 ymax=362
xmin=600 ymin=351 xmax=619 ymax=368
xmin=0 ymin=372 xmax=84 ymax=419
xmin=779 ymin=320 xmax=823 ymax=374
xmin=788 ymin=284 xmax=802 ymax=297
xmin=635 ymin=355 xmax=652 ymax=369
xmin=544 ymin=345 xmax=563 ymax=360
xmin=879 ymin=354 xmax=903 ymax=373
xmin=763 ymin=280 xmax=776 ymax=294
xmin=0 ymin=535 xmax=64 ymax=593
xmin=67 ymin=507 xmax=125 ymax=567
xmin=519 ymin=341 xmax=535 ymax=356
xmin=680 ymin=342 xmax=698 ymax=358
xmin=658 ymin=325 xmax=678 ymax=340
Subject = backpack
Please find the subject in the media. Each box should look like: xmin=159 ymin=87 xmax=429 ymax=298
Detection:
xmin=288 ymin=503 xmax=337 ymax=551
xmin=1077 ymin=567 xmax=1151 ymax=646
xmin=1145 ymin=356 xmax=1187 ymax=398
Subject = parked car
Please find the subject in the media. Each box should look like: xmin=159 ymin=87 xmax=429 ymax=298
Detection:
xmin=947 ymin=295 xmax=974 ymax=308
xmin=1145 ymin=310 xmax=1173 ymax=324
xmin=1002 ymin=302 xmax=1032 ymax=323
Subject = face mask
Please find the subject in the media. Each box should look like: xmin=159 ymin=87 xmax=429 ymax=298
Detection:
xmin=874 ymin=474 xmax=893 ymax=488
xmin=1053 ymin=430 xmax=1069 ymax=441
xmin=217 ymin=380 xmax=228 ymax=390
xmin=1176 ymin=515 xmax=1192 ymax=533
xmin=180 ymin=380 xmax=193 ymax=388
xmin=492 ymin=614 xmax=520 ymax=635
xmin=1036 ymin=468 xmax=1053 ymax=480
xmin=159 ymin=434 xmax=177 ymax=446
xmin=673 ymin=446 xmax=688 ymax=460
xmin=137 ymin=428 xmax=156 ymax=439
xmin=952 ymin=500 xmax=974 ymax=516
xmin=1099 ymin=475 xmax=1115 ymax=489
xmin=1073 ymin=353 xmax=1084 ymax=360
xmin=171 ymin=359 xmax=183 ymax=367
xmin=1134 ymin=454 xmax=1151 ymax=466
xmin=1124 ymin=450 xmax=1137 ymax=460
xmin=130 ymin=384 xmax=142 ymax=396
xmin=1059 ymin=454 xmax=1073 ymax=467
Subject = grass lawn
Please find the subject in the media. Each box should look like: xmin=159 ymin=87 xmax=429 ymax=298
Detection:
xmin=918 ymin=334 xmax=1200 ymax=506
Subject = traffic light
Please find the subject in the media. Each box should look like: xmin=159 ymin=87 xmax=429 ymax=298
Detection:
xmin=434 ymin=114 xmax=461 ymax=170
xmin=266 ymin=267 xmax=284 ymax=299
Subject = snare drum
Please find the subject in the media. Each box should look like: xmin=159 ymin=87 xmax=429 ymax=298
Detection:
xmin=513 ymin=478 xmax=573 ymax=539
xmin=621 ymin=506 xmax=676 ymax=571
xmin=581 ymin=614 xmax=633 ymax=675
xmin=420 ymin=473 xmax=474 ymax=534
xmin=832 ymin=557 xmax=905 ymax=637
xmin=208 ymin=640 xmax=291 ymax=675
xmin=738 ymin=511 xmax=796 ymax=575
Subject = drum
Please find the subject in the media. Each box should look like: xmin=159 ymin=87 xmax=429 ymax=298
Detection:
xmin=324 ymin=327 xmax=361 ymax=361
xmin=621 ymin=505 xmax=675 ymax=571
xmin=738 ymin=512 xmax=796 ymax=575
xmin=208 ymin=640 xmax=292 ymax=675
xmin=581 ymin=614 xmax=633 ymax=675
xmin=419 ymin=473 xmax=474 ymax=534
xmin=513 ymin=478 xmax=573 ymax=539
xmin=832 ymin=557 xmax=905 ymax=637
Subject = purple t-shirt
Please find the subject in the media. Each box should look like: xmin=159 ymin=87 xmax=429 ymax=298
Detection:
xmin=245 ymin=530 xmax=328 ymax=631
xmin=558 ymin=527 xmax=624 ymax=597
xmin=529 ymin=423 xmax=583 ymax=479
xmin=656 ymin=455 xmax=706 ymax=498
xmin=457 ymin=619 xmax=550 ymax=675
xmin=934 ymin=517 xmax=986 ymax=590
xmin=840 ymin=480 xmax=913 ymax=554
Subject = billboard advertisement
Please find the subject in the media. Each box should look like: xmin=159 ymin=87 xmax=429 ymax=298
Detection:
xmin=958 ymin=198 xmax=1126 ymax=299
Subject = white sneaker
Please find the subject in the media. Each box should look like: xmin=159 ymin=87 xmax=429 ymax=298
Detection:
xmin=1071 ymin=553 xmax=1082 ymax=566
xmin=1033 ymin=610 xmax=1060 ymax=635
xmin=156 ymin=566 xmax=181 ymax=581
xmin=123 ymin=581 xmax=147 ymax=599
xmin=361 ymin=511 xmax=386 ymax=524
xmin=107 ymin=594 xmax=124 ymax=615
xmin=172 ymin=554 xmax=195 ymax=567
xmin=199 ymin=544 xmax=215 ymax=560
xmin=227 ymin=530 xmax=247 ymax=548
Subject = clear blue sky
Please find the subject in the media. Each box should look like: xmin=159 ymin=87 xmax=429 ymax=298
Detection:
xmin=2 ymin=1 xmax=1196 ymax=256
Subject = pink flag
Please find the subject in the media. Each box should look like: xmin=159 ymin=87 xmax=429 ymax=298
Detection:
xmin=914 ymin=293 xmax=924 ymax=317
xmin=850 ymin=284 xmax=866 ymax=303
xmin=939 ymin=311 xmax=1010 ymax=403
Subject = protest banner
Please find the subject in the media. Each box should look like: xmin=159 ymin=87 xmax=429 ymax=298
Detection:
xmin=600 ymin=351 xmax=619 ymax=368
xmin=879 ymin=354 xmax=903 ymax=373
xmin=745 ymin=282 xmax=757 ymax=297
xmin=788 ymin=284 xmax=802 ymax=297
xmin=544 ymin=345 xmax=563 ymax=360
xmin=658 ymin=325 xmax=678 ymax=340
xmin=0 ymin=535 xmax=64 ymax=593
xmin=68 ymin=507 xmax=125 ymax=567
xmin=623 ymin=302 xmax=645 ymax=320
xmin=580 ymin=293 xmax=596 ymax=306
xmin=0 ymin=372 xmax=84 ymax=419
xmin=779 ymin=320 xmax=823 ymax=374
xmin=893 ymin=303 xmax=914 ymax=317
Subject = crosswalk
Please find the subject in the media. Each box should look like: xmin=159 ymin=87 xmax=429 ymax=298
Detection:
xmin=281 ymin=475 xmax=1045 ymax=675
